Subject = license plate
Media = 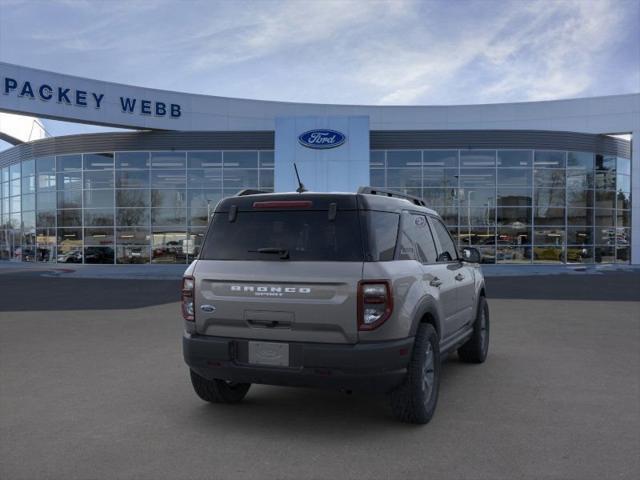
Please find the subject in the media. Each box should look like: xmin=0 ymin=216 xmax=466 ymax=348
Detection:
xmin=248 ymin=341 xmax=290 ymax=367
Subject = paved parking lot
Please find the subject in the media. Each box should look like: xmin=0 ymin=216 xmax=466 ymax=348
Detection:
xmin=1 ymin=271 xmax=639 ymax=480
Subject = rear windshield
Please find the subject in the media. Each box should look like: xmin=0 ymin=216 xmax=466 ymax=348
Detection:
xmin=200 ymin=210 xmax=364 ymax=261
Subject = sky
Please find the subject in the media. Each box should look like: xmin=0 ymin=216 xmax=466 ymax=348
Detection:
xmin=0 ymin=0 xmax=639 ymax=143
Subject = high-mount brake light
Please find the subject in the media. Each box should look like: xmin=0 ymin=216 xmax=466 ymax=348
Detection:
xmin=357 ymin=280 xmax=393 ymax=331
xmin=252 ymin=200 xmax=313 ymax=209
xmin=181 ymin=276 xmax=195 ymax=321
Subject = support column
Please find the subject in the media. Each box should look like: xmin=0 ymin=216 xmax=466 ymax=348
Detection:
xmin=632 ymin=129 xmax=639 ymax=265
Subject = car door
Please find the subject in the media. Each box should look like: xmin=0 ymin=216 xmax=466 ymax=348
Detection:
xmin=399 ymin=212 xmax=459 ymax=341
xmin=427 ymin=216 xmax=474 ymax=334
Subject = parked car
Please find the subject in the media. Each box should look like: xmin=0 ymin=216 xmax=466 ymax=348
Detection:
xmin=181 ymin=187 xmax=489 ymax=424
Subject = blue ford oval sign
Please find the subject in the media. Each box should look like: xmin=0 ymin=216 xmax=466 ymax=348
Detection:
xmin=298 ymin=129 xmax=346 ymax=149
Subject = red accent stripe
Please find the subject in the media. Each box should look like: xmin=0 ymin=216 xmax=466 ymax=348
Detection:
xmin=253 ymin=200 xmax=313 ymax=209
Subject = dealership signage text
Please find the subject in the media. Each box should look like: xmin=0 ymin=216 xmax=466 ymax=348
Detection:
xmin=2 ymin=76 xmax=181 ymax=118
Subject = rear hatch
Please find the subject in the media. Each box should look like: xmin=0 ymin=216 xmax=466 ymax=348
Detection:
xmin=193 ymin=194 xmax=363 ymax=344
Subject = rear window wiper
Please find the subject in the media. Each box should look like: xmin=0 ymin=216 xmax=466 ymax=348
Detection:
xmin=248 ymin=247 xmax=290 ymax=259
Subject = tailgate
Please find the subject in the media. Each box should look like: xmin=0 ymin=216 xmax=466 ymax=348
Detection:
xmin=194 ymin=260 xmax=363 ymax=344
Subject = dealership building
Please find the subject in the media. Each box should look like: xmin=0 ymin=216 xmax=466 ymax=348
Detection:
xmin=0 ymin=62 xmax=638 ymax=265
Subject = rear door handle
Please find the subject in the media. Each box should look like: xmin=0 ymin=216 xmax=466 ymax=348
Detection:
xmin=455 ymin=273 xmax=465 ymax=281
xmin=429 ymin=277 xmax=443 ymax=287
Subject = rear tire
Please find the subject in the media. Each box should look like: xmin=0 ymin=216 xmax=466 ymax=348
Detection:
xmin=189 ymin=370 xmax=251 ymax=404
xmin=458 ymin=296 xmax=490 ymax=364
xmin=390 ymin=323 xmax=440 ymax=424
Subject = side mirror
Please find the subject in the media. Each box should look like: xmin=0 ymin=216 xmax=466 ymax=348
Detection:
xmin=461 ymin=247 xmax=481 ymax=263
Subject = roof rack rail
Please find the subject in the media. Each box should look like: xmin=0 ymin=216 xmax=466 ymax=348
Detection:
xmin=357 ymin=186 xmax=426 ymax=207
xmin=235 ymin=189 xmax=269 ymax=196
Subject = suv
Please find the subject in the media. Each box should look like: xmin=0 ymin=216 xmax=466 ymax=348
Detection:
xmin=182 ymin=187 xmax=489 ymax=424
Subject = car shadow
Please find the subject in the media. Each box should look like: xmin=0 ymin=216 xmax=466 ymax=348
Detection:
xmin=179 ymin=354 xmax=477 ymax=436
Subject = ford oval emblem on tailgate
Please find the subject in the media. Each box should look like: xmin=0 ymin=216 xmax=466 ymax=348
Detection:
xmin=298 ymin=129 xmax=346 ymax=149
xmin=200 ymin=305 xmax=216 ymax=312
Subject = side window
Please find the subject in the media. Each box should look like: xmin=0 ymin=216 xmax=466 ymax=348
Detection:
xmin=365 ymin=211 xmax=399 ymax=261
xmin=398 ymin=213 xmax=438 ymax=263
xmin=429 ymin=217 xmax=458 ymax=262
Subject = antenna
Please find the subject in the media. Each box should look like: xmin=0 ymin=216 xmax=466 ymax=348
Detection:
xmin=293 ymin=163 xmax=307 ymax=193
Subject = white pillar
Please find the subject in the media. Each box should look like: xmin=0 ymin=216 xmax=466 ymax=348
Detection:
xmin=632 ymin=129 xmax=639 ymax=265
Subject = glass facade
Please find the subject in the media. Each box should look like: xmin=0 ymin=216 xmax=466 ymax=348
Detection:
xmin=370 ymin=149 xmax=632 ymax=264
xmin=0 ymin=147 xmax=632 ymax=265
xmin=0 ymin=150 xmax=274 ymax=264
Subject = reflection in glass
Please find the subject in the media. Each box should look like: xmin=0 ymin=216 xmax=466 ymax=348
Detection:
xmin=84 ymin=170 xmax=114 ymax=189
xmin=595 ymin=246 xmax=615 ymax=263
xmin=57 ymin=190 xmax=82 ymax=208
xmin=36 ymin=157 xmax=55 ymax=173
xmin=370 ymin=169 xmax=384 ymax=187
xmin=222 ymin=169 xmax=258 ymax=188
xmin=567 ymin=152 xmax=593 ymax=169
xmin=567 ymin=227 xmax=593 ymax=245
xmin=259 ymin=170 xmax=274 ymax=189
xmin=84 ymin=190 xmax=114 ymax=209
xmin=84 ymin=208 xmax=115 ymax=226
xmin=460 ymin=151 xmax=495 ymax=167
xmin=57 ymin=209 xmax=82 ymax=227
xmin=497 ymin=226 xmax=531 ymax=245
xmin=22 ymin=175 xmax=36 ymax=194
xmin=223 ymin=151 xmax=258 ymax=168
xmin=187 ymin=168 xmax=222 ymax=188
xmin=458 ymin=169 xmax=495 ymax=187
xmin=116 ymin=246 xmax=150 ymax=264
xmin=496 ymin=246 xmax=531 ymax=263
xmin=497 ymin=207 xmax=531 ymax=225
xmin=566 ymin=246 xmax=593 ymax=263
xmin=83 ymin=153 xmax=114 ymax=170
xmin=386 ymin=169 xmax=421 ymax=188
xmin=497 ymin=188 xmax=532 ymax=206
xmin=151 ymin=208 xmax=187 ymax=226
xmin=498 ymin=150 xmax=532 ymax=168
xmin=534 ymin=169 xmax=565 ymax=187
xmin=57 ymin=154 xmax=82 ymax=171
xmin=534 ymin=151 xmax=565 ymax=168
xmin=116 ymin=152 xmax=149 ymax=169
xmin=497 ymin=169 xmax=531 ymax=186
xmin=567 ymin=208 xmax=593 ymax=226
xmin=423 ymin=168 xmax=458 ymax=187
xmin=423 ymin=151 xmax=457 ymax=168
xmin=386 ymin=150 xmax=421 ymax=167
xmin=151 ymin=189 xmax=186 ymax=208
xmin=259 ymin=151 xmax=274 ymax=168
xmin=594 ymin=209 xmax=615 ymax=227
xmin=534 ymin=228 xmax=565 ymax=245
xmin=370 ymin=151 xmax=385 ymax=168
xmin=532 ymin=246 xmax=564 ymax=263
xmin=117 ymin=189 xmax=150 ymax=208
xmin=151 ymin=170 xmax=186 ymax=189
xmin=534 ymin=206 xmax=565 ymax=226
xmin=84 ymin=228 xmax=114 ymax=245
xmin=117 ymin=208 xmax=150 ymax=226
xmin=116 ymin=170 xmax=149 ymax=188
xmin=150 ymin=152 xmax=185 ymax=169
xmin=57 ymin=171 xmax=82 ymax=190
xmin=116 ymin=228 xmax=150 ymax=245
xmin=84 ymin=246 xmax=114 ymax=264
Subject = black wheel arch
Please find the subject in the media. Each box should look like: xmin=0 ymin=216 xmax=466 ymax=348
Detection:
xmin=409 ymin=296 xmax=442 ymax=339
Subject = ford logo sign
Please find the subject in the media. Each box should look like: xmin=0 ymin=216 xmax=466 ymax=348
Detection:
xmin=298 ymin=129 xmax=346 ymax=149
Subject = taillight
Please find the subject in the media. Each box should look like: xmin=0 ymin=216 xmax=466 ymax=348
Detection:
xmin=182 ymin=276 xmax=195 ymax=321
xmin=357 ymin=280 xmax=393 ymax=331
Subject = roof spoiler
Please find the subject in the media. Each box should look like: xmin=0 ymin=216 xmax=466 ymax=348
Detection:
xmin=357 ymin=186 xmax=426 ymax=207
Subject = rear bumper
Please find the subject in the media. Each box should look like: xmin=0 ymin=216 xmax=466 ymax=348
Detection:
xmin=183 ymin=333 xmax=414 ymax=393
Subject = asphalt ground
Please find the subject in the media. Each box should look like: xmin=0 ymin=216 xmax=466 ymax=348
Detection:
xmin=0 ymin=271 xmax=639 ymax=479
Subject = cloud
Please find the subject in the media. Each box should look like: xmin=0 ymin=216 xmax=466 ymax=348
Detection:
xmin=0 ymin=0 xmax=637 ymax=107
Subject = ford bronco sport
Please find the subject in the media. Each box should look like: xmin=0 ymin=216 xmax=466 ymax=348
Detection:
xmin=182 ymin=187 xmax=489 ymax=424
